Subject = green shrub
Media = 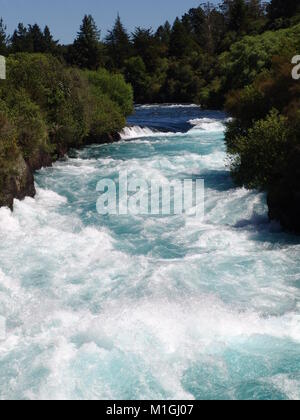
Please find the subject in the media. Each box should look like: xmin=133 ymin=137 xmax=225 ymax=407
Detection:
xmin=0 ymin=53 xmax=133 ymax=158
xmin=0 ymin=52 xmax=133 ymax=203
xmin=3 ymin=89 xmax=49 ymax=159
xmin=84 ymin=68 xmax=134 ymax=116
xmin=89 ymin=93 xmax=126 ymax=139
xmin=228 ymin=110 xmax=291 ymax=189
xmin=0 ymin=108 xmax=20 ymax=189
xmin=220 ymin=23 xmax=300 ymax=90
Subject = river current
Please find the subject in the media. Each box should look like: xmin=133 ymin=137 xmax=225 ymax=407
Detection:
xmin=0 ymin=105 xmax=299 ymax=400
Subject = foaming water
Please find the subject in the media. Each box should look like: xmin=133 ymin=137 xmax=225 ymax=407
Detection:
xmin=189 ymin=118 xmax=228 ymax=132
xmin=120 ymin=126 xmax=173 ymax=140
xmin=0 ymin=106 xmax=299 ymax=400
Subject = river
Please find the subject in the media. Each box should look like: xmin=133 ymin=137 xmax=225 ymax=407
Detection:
xmin=0 ymin=105 xmax=299 ymax=400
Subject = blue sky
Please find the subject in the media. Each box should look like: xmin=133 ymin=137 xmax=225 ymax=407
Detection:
xmin=0 ymin=0 xmax=220 ymax=44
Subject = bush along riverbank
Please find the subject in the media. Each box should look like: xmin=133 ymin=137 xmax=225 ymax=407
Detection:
xmin=225 ymin=40 xmax=300 ymax=233
xmin=0 ymin=53 xmax=133 ymax=209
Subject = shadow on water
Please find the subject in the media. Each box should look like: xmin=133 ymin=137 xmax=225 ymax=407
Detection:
xmin=128 ymin=106 xmax=227 ymax=133
xmin=177 ymin=169 xmax=234 ymax=192
xmin=204 ymin=170 xmax=234 ymax=192
xmin=232 ymin=214 xmax=300 ymax=247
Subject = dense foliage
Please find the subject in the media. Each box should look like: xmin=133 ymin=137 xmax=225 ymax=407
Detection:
xmin=0 ymin=53 xmax=133 ymax=205
xmin=1 ymin=1 xmax=299 ymax=106
xmin=225 ymin=48 xmax=300 ymax=230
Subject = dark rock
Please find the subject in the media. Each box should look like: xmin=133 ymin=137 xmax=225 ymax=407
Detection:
xmin=0 ymin=131 xmax=122 ymax=211
xmin=267 ymin=144 xmax=300 ymax=234
xmin=27 ymin=148 xmax=53 ymax=172
xmin=85 ymin=131 xmax=121 ymax=145
xmin=268 ymin=187 xmax=300 ymax=234
xmin=0 ymin=154 xmax=36 ymax=210
xmin=55 ymin=143 xmax=69 ymax=160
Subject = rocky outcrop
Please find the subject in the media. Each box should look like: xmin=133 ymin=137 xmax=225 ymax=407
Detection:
xmin=0 ymin=153 xmax=36 ymax=210
xmin=0 ymin=146 xmax=55 ymax=210
xmin=267 ymin=144 xmax=300 ymax=234
xmin=27 ymin=148 xmax=53 ymax=172
xmin=268 ymin=188 xmax=300 ymax=234
xmin=0 ymin=132 xmax=122 ymax=211
xmin=85 ymin=131 xmax=121 ymax=145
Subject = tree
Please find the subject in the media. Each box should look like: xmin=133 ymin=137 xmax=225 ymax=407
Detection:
xmin=155 ymin=21 xmax=171 ymax=46
xmin=169 ymin=18 xmax=194 ymax=58
xmin=124 ymin=56 xmax=150 ymax=102
xmin=267 ymin=0 xmax=300 ymax=22
xmin=41 ymin=26 xmax=59 ymax=53
xmin=182 ymin=3 xmax=226 ymax=54
xmin=11 ymin=23 xmax=32 ymax=52
xmin=11 ymin=23 xmax=58 ymax=54
xmin=246 ymin=0 xmax=264 ymax=20
xmin=70 ymin=15 xmax=103 ymax=70
xmin=0 ymin=18 xmax=9 ymax=55
xmin=132 ymin=27 xmax=161 ymax=71
xmin=155 ymin=21 xmax=171 ymax=57
xmin=221 ymin=0 xmax=248 ymax=33
xmin=28 ymin=24 xmax=44 ymax=52
xmin=182 ymin=6 xmax=206 ymax=42
xmin=105 ymin=15 xmax=132 ymax=70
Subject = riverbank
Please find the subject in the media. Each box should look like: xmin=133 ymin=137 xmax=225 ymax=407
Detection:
xmin=0 ymin=53 xmax=133 ymax=210
xmin=0 ymin=131 xmax=121 ymax=210
xmin=2 ymin=100 xmax=300 ymax=236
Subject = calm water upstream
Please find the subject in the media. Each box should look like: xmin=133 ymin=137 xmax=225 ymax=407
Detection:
xmin=0 ymin=105 xmax=299 ymax=400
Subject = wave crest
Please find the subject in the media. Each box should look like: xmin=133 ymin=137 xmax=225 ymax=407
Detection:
xmin=120 ymin=125 xmax=171 ymax=140
xmin=188 ymin=118 xmax=226 ymax=132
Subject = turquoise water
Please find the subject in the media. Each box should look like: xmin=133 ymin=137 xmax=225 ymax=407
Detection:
xmin=0 ymin=105 xmax=299 ymax=400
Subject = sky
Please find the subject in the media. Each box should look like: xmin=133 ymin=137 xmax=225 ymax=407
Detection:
xmin=0 ymin=0 xmax=220 ymax=44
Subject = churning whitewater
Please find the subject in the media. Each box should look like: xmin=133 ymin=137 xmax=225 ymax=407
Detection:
xmin=0 ymin=106 xmax=299 ymax=400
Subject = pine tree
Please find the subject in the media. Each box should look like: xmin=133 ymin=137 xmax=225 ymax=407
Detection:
xmin=243 ymin=0 xmax=267 ymax=34
xmin=169 ymin=18 xmax=194 ymax=58
xmin=0 ymin=18 xmax=8 ymax=55
xmin=267 ymin=0 xmax=300 ymax=22
xmin=12 ymin=24 xmax=43 ymax=53
xmin=105 ymin=15 xmax=132 ymax=70
xmin=221 ymin=0 xmax=248 ymax=33
xmin=11 ymin=23 xmax=59 ymax=54
xmin=70 ymin=15 xmax=103 ymax=70
xmin=41 ymin=26 xmax=59 ymax=53
xmin=28 ymin=24 xmax=44 ymax=52
xmin=246 ymin=0 xmax=264 ymax=20
xmin=11 ymin=23 xmax=31 ymax=52
xmin=182 ymin=4 xmax=225 ymax=54
xmin=156 ymin=21 xmax=171 ymax=46
xmin=182 ymin=7 xmax=206 ymax=43
xmin=132 ymin=28 xmax=155 ymax=67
